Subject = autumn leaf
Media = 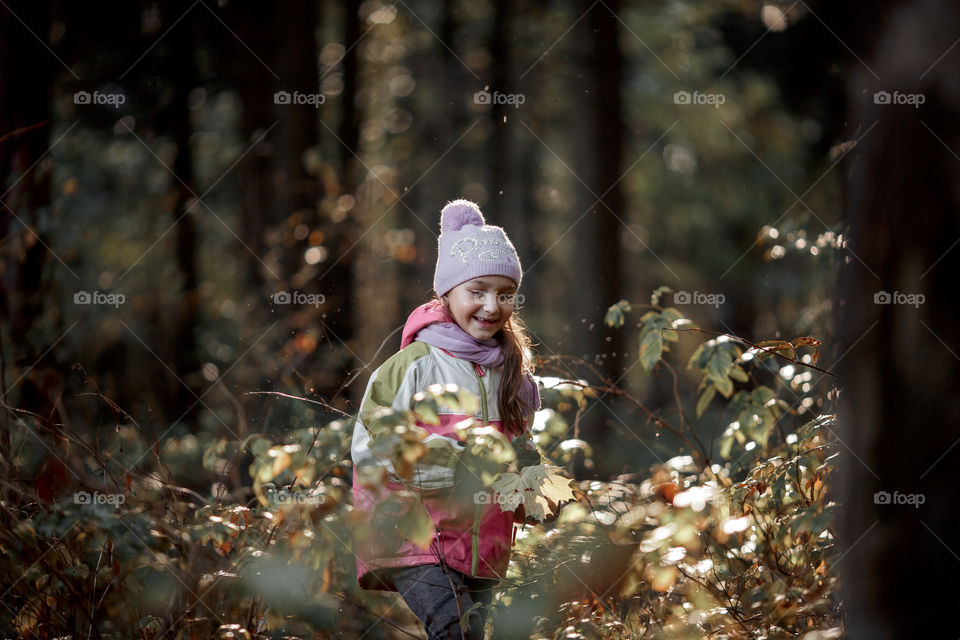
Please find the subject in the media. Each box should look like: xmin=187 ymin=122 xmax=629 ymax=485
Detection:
xmin=396 ymin=498 xmax=435 ymax=551
xmin=645 ymin=564 xmax=678 ymax=592
xmin=490 ymin=464 xmax=576 ymax=522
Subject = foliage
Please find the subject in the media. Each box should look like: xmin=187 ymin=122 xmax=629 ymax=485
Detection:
xmin=496 ymin=415 xmax=838 ymax=639
xmin=475 ymin=290 xmax=841 ymax=639
xmin=1 ymin=0 xmax=850 ymax=634
xmin=1 ymin=289 xmax=842 ymax=638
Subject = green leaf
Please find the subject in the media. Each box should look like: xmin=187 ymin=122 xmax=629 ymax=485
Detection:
xmin=789 ymin=509 xmax=815 ymax=538
xmin=696 ymin=385 xmax=716 ymax=418
xmin=755 ymin=386 xmax=777 ymax=403
xmin=660 ymin=308 xmax=684 ymax=341
xmin=651 ymin=286 xmax=672 ymax=307
xmin=604 ymin=300 xmax=632 ymax=328
xmin=729 ymin=365 xmax=749 ymax=383
xmin=637 ymin=309 xmax=685 ymax=372
xmin=714 ymin=375 xmax=734 ymax=398
xmin=771 ymin=473 xmax=788 ymax=507
xmin=397 ymin=498 xmax=435 ymax=551
xmin=639 ymin=329 xmax=664 ymax=372
xmin=249 ymin=436 xmax=272 ymax=456
xmin=688 ymin=342 xmax=710 ymax=369
xmin=412 ymin=399 xmax=440 ymax=426
xmin=202 ymin=438 xmax=227 ymax=471
xmin=455 ymin=388 xmax=480 ymax=415
xmin=809 ymin=503 xmax=836 ymax=536
xmin=719 ymin=431 xmax=735 ymax=458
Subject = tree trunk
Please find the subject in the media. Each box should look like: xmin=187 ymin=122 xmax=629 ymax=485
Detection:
xmin=160 ymin=0 xmax=202 ymax=426
xmin=568 ymin=1 xmax=626 ymax=449
xmin=236 ymin=2 xmax=274 ymax=288
xmin=236 ymin=1 xmax=321 ymax=285
xmin=0 ymin=2 xmax=55 ymax=359
xmin=0 ymin=2 xmax=57 ymax=475
xmin=837 ymin=1 xmax=960 ymax=637
xmin=488 ymin=0 xmax=512 ymax=222
xmin=322 ymin=0 xmax=360 ymax=399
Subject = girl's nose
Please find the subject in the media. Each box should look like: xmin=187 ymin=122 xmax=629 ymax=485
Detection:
xmin=483 ymin=294 xmax=498 ymax=312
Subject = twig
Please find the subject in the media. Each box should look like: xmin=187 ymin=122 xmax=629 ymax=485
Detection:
xmin=244 ymin=391 xmax=352 ymax=418
xmin=336 ymin=322 xmax=405 ymax=394
xmin=676 ymin=327 xmax=839 ymax=378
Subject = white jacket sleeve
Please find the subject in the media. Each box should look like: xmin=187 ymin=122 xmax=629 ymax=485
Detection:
xmin=351 ymin=358 xmax=464 ymax=493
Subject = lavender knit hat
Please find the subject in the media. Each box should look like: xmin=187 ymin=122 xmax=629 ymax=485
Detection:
xmin=433 ymin=199 xmax=523 ymax=297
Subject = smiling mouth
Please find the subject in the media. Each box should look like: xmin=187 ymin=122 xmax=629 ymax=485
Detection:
xmin=473 ymin=316 xmax=498 ymax=325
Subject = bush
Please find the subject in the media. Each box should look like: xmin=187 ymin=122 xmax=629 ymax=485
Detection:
xmin=0 ymin=288 xmax=841 ymax=638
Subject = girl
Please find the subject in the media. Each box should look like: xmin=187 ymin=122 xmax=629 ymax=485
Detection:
xmin=350 ymin=199 xmax=543 ymax=640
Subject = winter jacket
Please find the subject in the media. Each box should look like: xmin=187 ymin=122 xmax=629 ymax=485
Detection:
xmin=350 ymin=339 xmax=541 ymax=591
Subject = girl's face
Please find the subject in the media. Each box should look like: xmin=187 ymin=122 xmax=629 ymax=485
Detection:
xmin=442 ymin=276 xmax=519 ymax=340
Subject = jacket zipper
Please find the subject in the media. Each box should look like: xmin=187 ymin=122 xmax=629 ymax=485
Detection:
xmin=473 ymin=362 xmax=487 ymax=424
xmin=471 ymin=362 xmax=487 ymax=575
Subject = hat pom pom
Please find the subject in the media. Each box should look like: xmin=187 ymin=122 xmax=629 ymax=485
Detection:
xmin=441 ymin=199 xmax=485 ymax=232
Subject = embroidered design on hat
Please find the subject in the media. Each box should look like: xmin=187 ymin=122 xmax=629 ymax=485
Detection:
xmin=450 ymin=237 xmax=516 ymax=263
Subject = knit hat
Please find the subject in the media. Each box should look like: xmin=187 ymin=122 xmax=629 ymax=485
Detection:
xmin=433 ymin=199 xmax=523 ymax=297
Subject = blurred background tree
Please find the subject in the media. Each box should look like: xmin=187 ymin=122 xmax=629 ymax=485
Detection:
xmin=6 ymin=0 xmax=847 ymax=470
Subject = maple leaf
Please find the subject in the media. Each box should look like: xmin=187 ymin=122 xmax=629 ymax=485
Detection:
xmin=490 ymin=464 xmax=576 ymax=521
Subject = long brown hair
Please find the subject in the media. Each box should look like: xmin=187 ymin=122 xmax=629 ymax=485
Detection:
xmin=496 ymin=313 xmax=536 ymax=437
xmin=435 ymin=297 xmax=537 ymax=437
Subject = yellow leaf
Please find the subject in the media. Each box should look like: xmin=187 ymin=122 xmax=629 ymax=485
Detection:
xmin=398 ymin=500 xmax=435 ymax=551
xmin=269 ymin=447 xmax=291 ymax=477
xmin=645 ymin=565 xmax=678 ymax=592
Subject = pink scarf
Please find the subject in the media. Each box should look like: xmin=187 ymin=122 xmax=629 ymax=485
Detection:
xmin=401 ymin=300 xmax=541 ymax=415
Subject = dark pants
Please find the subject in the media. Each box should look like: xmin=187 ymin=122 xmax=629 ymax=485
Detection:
xmin=386 ymin=564 xmax=498 ymax=640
